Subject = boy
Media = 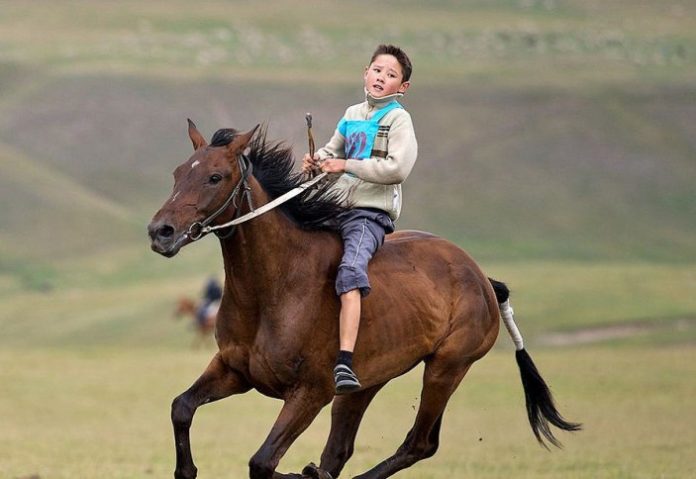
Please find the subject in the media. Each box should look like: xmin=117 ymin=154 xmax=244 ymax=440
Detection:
xmin=303 ymin=44 xmax=417 ymax=394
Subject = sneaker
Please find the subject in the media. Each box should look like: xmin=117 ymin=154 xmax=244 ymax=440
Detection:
xmin=334 ymin=364 xmax=361 ymax=394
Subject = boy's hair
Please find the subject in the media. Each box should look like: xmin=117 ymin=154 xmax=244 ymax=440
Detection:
xmin=370 ymin=44 xmax=412 ymax=82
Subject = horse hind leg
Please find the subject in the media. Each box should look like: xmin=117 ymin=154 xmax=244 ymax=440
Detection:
xmin=353 ymin=357 xmax=473 ymax=479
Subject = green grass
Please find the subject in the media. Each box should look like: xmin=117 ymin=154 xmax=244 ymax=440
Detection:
xmin=484 ymin=261 xmax=696 ymax=338
xmin=2 ymin=253 xmax=695 ymax=346
xmin=0 ymin=3 xmax=694 ymax=477
xmin=0 ymin=1 xmax=694 ymax=86
xmin=1 ymin=346 xmax=694 ymax=478
xmin=1 ymin=76 xmax=694 ymax=265
xmin=3 ymin=252 xmax=693 ymax=477
xmin=0 ymin=141 xmax=141 ymax=266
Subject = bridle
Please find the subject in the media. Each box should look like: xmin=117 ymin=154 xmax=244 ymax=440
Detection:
xmin=186 ymin=153 xmax=254 ymax=241
xmin=178 ymin=151 xmax=327 ymax=246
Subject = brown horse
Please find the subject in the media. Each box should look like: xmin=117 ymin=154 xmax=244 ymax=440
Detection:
xmin=148 ymin=121 xmax=580 ymax=479
xmin=173 ymin=296 xmax=218 ymax=347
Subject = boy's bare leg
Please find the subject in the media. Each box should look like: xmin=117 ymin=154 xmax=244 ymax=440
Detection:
xmin=339 ymin=289 xmax=361 ymax=351
xmin=335 ymin=289 xmax=362 ymax=394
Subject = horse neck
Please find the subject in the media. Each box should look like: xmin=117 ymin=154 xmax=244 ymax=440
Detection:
xmin=218 ymin=177 xmax=334 ymax=307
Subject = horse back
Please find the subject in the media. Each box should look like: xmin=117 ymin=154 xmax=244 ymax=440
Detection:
xmin=358 ymin=229 xmax=499 ymax=372
xmin=380 ymin=229 xmax=485 ymax=279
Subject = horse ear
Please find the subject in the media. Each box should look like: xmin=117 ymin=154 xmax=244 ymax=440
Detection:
xmin=187 ymin=118 xmax=208 ymax=150
xmin=226 ymin=124 xmax=260 ymax=156
xmin=238 ymin=124 xmax=260 ymax=148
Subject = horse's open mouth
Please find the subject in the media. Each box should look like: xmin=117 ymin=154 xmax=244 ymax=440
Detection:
xmin=150 ymin=231 xmax=191 ymax=258
xmin=151 ymin=241 xmax=180 ymax=258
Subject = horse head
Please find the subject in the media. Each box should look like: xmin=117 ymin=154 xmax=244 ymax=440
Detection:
xmin=148 ymin=119 xmax=259 ymax=257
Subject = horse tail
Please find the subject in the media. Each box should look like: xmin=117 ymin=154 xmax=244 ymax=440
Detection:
xmin=488 ymin=278 xmax=582 ymax=449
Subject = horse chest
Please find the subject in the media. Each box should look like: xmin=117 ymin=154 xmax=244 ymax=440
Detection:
xmin=244 ymin=349 xmax=305 ymax=396
xmin=221 ymin=332 xmax=304 ymax=384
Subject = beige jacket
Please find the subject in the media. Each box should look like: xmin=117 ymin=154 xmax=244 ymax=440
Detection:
xmin=316 ymin=92 xmax=418 ymax=220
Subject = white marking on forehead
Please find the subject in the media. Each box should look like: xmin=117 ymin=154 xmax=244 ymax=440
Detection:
xmin=170 ymin=191 xmax=180 ymax=203
xmin=191 ymin=160 xmax=200 ymax=169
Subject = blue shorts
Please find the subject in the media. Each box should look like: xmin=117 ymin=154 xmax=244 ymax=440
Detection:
xmin=335 ymin=208 xmax=394 ymax=297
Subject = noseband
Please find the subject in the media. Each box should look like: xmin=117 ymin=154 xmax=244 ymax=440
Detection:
xmin=186 ymin=153 xmax=254 ymax=241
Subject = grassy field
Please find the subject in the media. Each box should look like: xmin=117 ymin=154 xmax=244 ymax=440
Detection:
xmin=1 ymin=256 xmax=695 ymax=477
xmin=1 ymin=251 xmax=694 ymax=477
xmin=1 ymin=346 xmax=694 ymax=479
xmin=1 ymin=1 xmax=695 ymax=477
xmin=2 ymin=257 xmax=695 ymax=349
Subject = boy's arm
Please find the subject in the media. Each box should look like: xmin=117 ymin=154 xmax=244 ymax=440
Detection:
xmin=315 ymin=119 xmax=347 ymax=161
xmin=310 ymin=132 xmax=344 ymax=179
xmin=303 ymin=116 xmax=346 ymax=178
xmin=344 ymin=111 xmax=417 ymax=185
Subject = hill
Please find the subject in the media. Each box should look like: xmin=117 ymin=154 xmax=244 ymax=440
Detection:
xmin=1 ymin=74 xmax=693 ymax=267
xmin=0 ymin=0 xmax=694 ymax=290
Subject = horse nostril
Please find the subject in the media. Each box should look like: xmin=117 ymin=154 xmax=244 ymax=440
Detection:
xmin=158 ymin=224 xmax=175 ymax=239
xmin=148 ymin=222 xmax=175 ymax=241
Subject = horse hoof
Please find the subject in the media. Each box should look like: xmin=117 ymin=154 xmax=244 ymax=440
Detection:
xmin=302 ymin=462 xmax=333 ymax=479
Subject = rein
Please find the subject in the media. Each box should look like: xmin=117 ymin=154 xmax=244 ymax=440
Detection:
xmin=185 ymin=153 xmax=327 ymax=242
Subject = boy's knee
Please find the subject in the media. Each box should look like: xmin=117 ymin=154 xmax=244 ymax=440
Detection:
xmin=340 ymin=289 xmax=361 ymax=301
xmin=335 ymin=265 xmax=370 ymax=297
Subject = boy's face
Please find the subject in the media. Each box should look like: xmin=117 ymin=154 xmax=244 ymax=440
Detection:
xmin=364 ymin=54 xmax=410 ymax=98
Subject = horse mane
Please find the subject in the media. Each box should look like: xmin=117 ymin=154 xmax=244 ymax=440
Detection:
xmin=210 ymin=127 xmax=348 ymax=231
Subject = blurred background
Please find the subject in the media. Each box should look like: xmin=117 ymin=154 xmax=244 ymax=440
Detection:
xmin=0 ymin=1 xmax=694 ymax=478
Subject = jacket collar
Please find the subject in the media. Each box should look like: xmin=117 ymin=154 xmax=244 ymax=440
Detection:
xmin=365 ymin=89 xmax=404 ymax=108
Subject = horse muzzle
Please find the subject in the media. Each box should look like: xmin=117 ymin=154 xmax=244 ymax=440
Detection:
xmin=148 ymin=220 xmax=189 ymax=257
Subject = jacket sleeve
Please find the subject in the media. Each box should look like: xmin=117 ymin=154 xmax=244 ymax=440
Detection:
xmin=343 ymin=110 xmax=417 ymax=185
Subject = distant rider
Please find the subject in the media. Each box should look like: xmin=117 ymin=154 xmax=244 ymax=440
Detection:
xmin=197 ymin=276 xmax=222 ymax=326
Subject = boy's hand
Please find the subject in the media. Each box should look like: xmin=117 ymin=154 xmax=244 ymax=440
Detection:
xmin=302 ymin=153 xmax=320 ymax=174
xmin=321 ymin=158 xmax=347 ymax=174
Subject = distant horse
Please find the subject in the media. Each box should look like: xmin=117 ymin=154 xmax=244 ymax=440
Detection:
xmin=173 ymin=296 xmax=218 ymax=348
xmin=148 ymin=121 xmax=580 ymax=479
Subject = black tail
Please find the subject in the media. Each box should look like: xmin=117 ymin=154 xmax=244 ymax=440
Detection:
xmin=516 ymin=348 xmax=582 ymax=448
xmin=488 ymin=277 xmax=509 ymax=303
xmin=489 ymin=277 xmax=580 ymax=447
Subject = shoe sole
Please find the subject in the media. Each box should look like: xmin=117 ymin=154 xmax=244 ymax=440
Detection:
xmin=335 ymin=382 xmax=361 ymax=394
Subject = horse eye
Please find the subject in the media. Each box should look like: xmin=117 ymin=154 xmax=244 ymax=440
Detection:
xmin=209 ymin=173 xmax=223 ymax=184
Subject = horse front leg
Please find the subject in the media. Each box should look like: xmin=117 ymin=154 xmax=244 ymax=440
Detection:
xmin=313 ymin=383 xmax=385 ymax=478
xmin=248 ymin=387 xmax=333 ymax=479
xmin=172 ymin=352 xmax=251 ymax=479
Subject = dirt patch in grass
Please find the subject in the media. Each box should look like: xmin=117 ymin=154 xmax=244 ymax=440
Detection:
xmin=538 ymin=317 xmax=696 ymax=346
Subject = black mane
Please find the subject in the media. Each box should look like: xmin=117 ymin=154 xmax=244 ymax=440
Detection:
xmin=211 ymin=127 xmax=347 ymax=230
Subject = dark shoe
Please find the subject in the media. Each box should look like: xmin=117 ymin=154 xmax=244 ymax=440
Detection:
xmin=334 ymin=364 xmax=361 ymax=394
